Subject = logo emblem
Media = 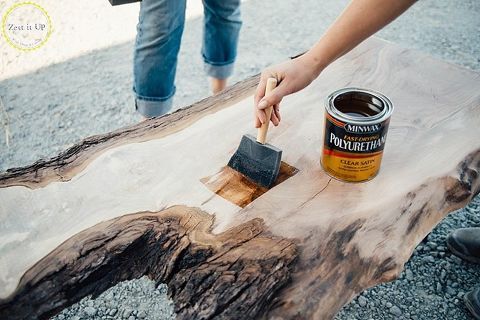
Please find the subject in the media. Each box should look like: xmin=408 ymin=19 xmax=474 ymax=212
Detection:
xmin=2 ymin=2 xmax=52 ymax=51
xmin=344 ymin=123 xmax=381 ymax=134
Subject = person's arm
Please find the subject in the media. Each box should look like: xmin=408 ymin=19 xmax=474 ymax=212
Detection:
xmin=254 ymin=0 xmax=416 ymax=127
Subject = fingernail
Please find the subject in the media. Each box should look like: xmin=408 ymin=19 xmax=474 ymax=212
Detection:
xmin=258 ymin=100 xmax=267 ymax=109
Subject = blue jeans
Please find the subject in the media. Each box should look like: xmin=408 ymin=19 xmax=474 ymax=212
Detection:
xmin=133 ymin=0 xmax=242 ymax=118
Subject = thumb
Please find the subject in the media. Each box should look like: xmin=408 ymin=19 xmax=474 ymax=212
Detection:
xmin=257 ymin=83 xmax=288 ymax=110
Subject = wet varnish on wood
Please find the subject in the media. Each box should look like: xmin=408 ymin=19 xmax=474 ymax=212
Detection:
xmin=1 ymin=38 xmax=479 ymax=319
xmin=201 ymin=162 xmax=298 ymax=207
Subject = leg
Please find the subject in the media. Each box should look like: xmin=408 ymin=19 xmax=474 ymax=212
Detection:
xmin=211 ymin=78 xmax=228 ymax=95
xmin=202 ymin=0 xmax=242 ymax=94
xmin=133 ymin=0 xmax=187 ymax=118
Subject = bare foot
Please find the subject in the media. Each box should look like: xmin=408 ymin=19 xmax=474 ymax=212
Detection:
xmin=211 ymin=78 xmax=227 ymax=95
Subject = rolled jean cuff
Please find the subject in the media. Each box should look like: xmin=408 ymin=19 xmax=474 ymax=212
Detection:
xmin=134 ymin=89 xmax=175 ymax=118
xmin=204 ymin=61 xmax=235 ymax=80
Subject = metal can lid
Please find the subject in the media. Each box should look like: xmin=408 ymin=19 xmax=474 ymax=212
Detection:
xmin=326 ymin=88 xmax=394 ymax=125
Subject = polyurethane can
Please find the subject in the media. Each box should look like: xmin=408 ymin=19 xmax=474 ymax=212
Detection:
xmin=321 ymin=88 xmax=394 ymax=182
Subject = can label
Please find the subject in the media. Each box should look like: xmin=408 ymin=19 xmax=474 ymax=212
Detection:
xmin=321 ymin=88 xmax=393 ymax=182
xmin=322 ymin=114 xmax=390 ymax=181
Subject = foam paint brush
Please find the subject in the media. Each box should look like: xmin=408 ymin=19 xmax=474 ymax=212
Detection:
xmin=228 ymin=78 xmax=282 ymax=188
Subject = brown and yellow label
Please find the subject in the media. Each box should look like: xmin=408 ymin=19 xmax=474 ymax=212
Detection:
xmin=321 ymin=114 xmax=390 ymax=182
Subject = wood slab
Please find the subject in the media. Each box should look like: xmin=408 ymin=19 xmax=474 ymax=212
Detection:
xmin=0 ymin=37 xmax=479 ymax=320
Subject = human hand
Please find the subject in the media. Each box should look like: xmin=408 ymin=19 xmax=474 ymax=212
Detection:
xmin=254 ymin=54 xmax=322 ymax=128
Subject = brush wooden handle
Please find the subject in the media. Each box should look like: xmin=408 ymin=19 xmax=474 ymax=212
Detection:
xmin=257 ymin=78 xmax=278 ymax=144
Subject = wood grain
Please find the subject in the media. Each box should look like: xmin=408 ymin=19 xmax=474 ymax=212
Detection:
xmin=0 ymin=75 xmax=259 ymax=189
xmin=1 ymin=37 xmax=479 ymax=319
xmin=0 ymin=206 xmax=296 ymax=320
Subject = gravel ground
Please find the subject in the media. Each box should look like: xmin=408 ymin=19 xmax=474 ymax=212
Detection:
xmin=1 ymin=0 xmax=479 ymax=319
xmin=54 ymin=277 xmax=175 ymax=320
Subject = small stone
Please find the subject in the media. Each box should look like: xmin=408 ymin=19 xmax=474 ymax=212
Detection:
xmin=427 ymin=241 xmax=437 ymax=249
xmin=137 ymin=305 xmax=149 ymax=315
xmin=84 ymin=306 xmax=97 ymax=316
xmin=436 ymin=283 xmax=442 ymax=292
xmin=109 ymin=309 xmax=117 ymax=316
xmin=390 ymin=305 xmax=402 ymax=317
xmin=451 ymin=255 xmax=463 ymax=264
xmin=128 ymin=316 xmax=135 ymax=320
xmin=405 ymin=269 xmax=414 ymax=281
xmin=123 ymin=308 xmax=133 ymax=318
xmin=358 ymin=296 xmax=367 ymax=307
xmin=103 ymin=292 xmax=114 ymax=301
xmin=386 ymin=302 xmax=393 ymax=308
xmin=425 ymin=256 xmax=435 ymax=263
xmin=446 ymin=286 xmax=456 ymax=295
xmin=137 ymin=311 xmax=147 ymax=319
xmin=440 ymin=269 xmax=447 ymax=280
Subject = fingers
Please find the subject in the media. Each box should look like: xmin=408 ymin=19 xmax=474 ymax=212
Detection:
xmin=254 ymin=75 xmax=269 ymax=126
xmin=257 ymin=83 xmax=287 ymax=112
xmin=271 ymin=104 xmax=281 ymax=126
xmin=254 ymin=76 xmax=268 ymax=107
xmin=255 ymin=109 xmax=266 ymax=127
xmin=256 ymin=107 xmax=280 ymax=127
xmin=269 ymin=104 xmax=280 ymax=126
xmin=254 ymin=71 xmax=285 ymax=127
xmin=274 ymin=104 xmax=280 ymax=120
xmin=254 ymin=71 xmax=281 ymax=107
xmin=253 ymin=102 xmax=261 ymax=127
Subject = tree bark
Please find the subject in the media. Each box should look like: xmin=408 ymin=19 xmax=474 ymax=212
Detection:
xmin=1 ymin=38 xmax=479 ymax=319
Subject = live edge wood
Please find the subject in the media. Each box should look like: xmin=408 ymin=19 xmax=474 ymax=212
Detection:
xmin=0 ymin=207 xmax=296 ymax=320
xmin=1 ymin=38 xmax=480 ymax=320
xmin=0 ymin=75 xmax=260 ymax=189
